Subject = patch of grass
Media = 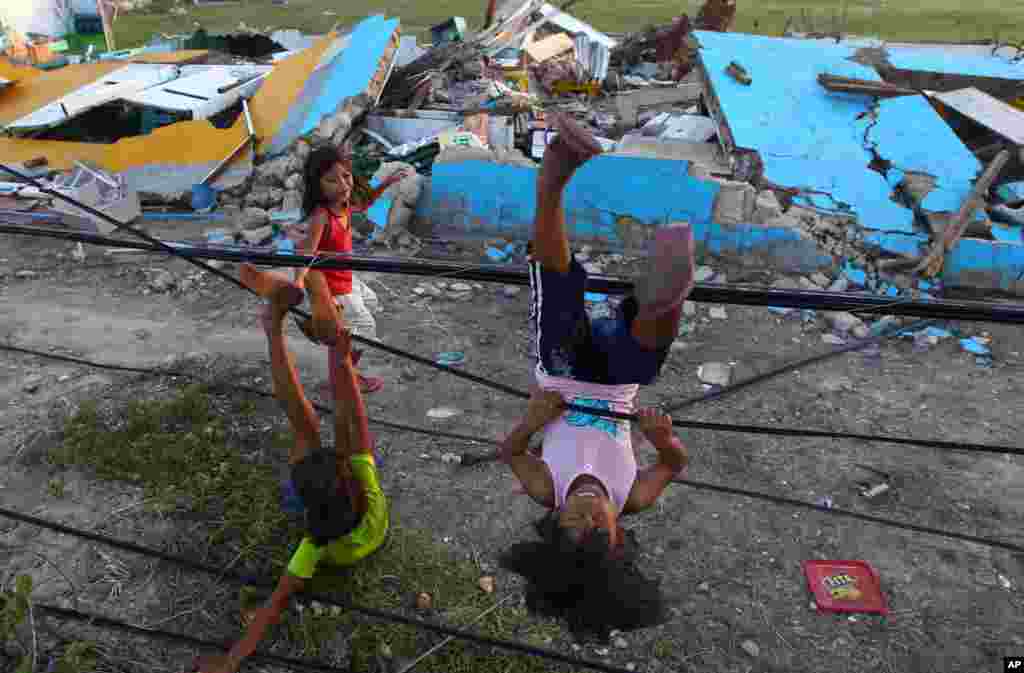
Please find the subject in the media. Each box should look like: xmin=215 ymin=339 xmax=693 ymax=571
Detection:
xmin=2 ymin=576 xmax=97 ymax=673
xmin=53 ymin=384 xmax=291 ymax=561
xmin=48 ymin=477 xmax=66 ymax=498
xmin=111 ymin=0 xmax=1024 ymax=51
xmin=54 ymin=385 xmax=570 ymax=672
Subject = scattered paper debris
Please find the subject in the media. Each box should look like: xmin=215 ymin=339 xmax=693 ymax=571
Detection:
xmin=959 ymin=337 xmax=991 ymax=356
xmin=427 ymin=407 xmax=463 ymax=419
xmin=698 ymin=362 xmax=732 ymax=386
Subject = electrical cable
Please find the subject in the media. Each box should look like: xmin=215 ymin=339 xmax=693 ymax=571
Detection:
xmin=35 ymin=604 xmax=348 ymax=673
xmin=2 ymin=344 xmax=1022 ymax=555
xmin=4 ymin=216 xmax=1024 ymax=323
xmin=663 ymin=318 xmax=938 ymax=414
xmin=0 ymin=507 xmax=634 ymax=673
xmin=2 ymin=215 xmax=1020 ymax=454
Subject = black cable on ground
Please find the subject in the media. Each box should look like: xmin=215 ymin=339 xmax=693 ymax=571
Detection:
xmin=2 ymin=344 xmax=1022 ymax=556
xmin=0 ymin=510 xmax=633 ymax=673
xmin=663 ymin=318 xmax=938 ymax=414
xmin=674 ymin=478 xmax=1024 ymax=553
xmin=0 ymin=344 xmax=495 ymax=449
xmin=2 ymin=327 xmax=1022 ymax=456
xmin=3 ymin=221 xmax=1021 ymax=457
xmin=36 ymin=604 xmax=347 ymax=673
xmin=4 ymin=217 xmax=1024 ymax=324
xmin=2 ymin=170 xmax=1023 ymax=458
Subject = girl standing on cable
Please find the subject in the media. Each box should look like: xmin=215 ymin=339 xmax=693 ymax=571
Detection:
xmin=499 ymin=113 xmax=694 ymax=640
xmin=269 ymin=146 xmax=407 ymax=394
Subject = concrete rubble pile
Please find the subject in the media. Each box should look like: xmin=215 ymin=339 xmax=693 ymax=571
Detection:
xmin=1 ymin=0 xmax=1022 ymax=297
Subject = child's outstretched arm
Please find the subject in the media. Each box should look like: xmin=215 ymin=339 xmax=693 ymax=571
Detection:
xmin=350 ymin=170 xmax=410 ymax=213
xmin=622 ymin=408 xmax=688 ymax=515
xmin=295 ymin=209 xmax=327 ymax=287
xmin=193 ymin=572 xmax=305 ymax=673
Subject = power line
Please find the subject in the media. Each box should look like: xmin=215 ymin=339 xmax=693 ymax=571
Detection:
xmin=2 ymin=326 xmax=1021 ymax=454
xmin=4 ymin=217 xmax=1024 ymax=323
xmin=663 ymin=318 xmax=937 ymax=414
xmin=2 ymin=344 xmax=1022 ymax=555
xmin=36 ymin=604 xmax=348 ymax=673
xmin=0 ymin=508 xmax=634 ymax=673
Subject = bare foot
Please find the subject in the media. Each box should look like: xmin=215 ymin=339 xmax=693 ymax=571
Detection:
xmin=538 ymin=113 xmax=603 ymax=192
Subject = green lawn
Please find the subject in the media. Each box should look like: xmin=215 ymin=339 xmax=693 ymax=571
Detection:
xmin=113 ymin=0 xmax=1024 ymax=50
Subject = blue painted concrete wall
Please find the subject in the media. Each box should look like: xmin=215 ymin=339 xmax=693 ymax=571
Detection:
xmin=885 ymin=47 xmax=1024 ymax=81
xmin=418 ymin=154 xmax=834 ymax=269
xmin=694 ymin=30 xmax=982 ymax=242
xmin=944 ymin=238 xmax=1024 ymax=293
xmin=422 ymin=155 xmax=716 ymax=243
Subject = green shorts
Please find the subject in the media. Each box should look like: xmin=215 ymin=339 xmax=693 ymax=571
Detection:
xmin=286 ymin=453 xmax=389 ymax=579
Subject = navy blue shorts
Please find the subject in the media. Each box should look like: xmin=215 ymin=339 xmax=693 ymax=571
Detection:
xmin=528 ymin=256 xmax=669 ymax=386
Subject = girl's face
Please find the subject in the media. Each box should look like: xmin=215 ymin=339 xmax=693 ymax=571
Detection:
xmin=319 ymin=162 xmax=353 ymax=204
xmin=558 ymin=488 xmax=620 ymax=547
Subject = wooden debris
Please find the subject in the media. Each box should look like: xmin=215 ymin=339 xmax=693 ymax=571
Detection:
xmin=914 ymin=149 xmax=1010 ymax=277
xmin=725 ymin=61 xmax=751 ymax=85
xmin=817 ymin=74 xmax=918 ymax=98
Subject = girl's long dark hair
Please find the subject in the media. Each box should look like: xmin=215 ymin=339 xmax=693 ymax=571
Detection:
xmin=300 ymin=146 xmax=373 ymax=220
xmin=498 ymin=512 xmax=668 ymax=642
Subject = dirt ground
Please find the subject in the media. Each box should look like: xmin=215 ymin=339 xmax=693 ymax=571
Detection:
xmin=1 ymin=218 xmax=1023 ymax=673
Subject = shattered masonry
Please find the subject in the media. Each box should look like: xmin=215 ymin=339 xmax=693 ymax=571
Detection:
xmin=1 ymin=0 xmax=1023 ymax=294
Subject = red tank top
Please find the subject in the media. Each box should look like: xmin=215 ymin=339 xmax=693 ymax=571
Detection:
xmin=316 ymin=206 xmax=353 ymax=295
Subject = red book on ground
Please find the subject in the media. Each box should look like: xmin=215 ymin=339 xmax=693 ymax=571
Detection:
xmin=802 ymin=560 xmax=889 ymax=615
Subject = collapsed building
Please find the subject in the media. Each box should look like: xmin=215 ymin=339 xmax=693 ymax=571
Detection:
xmin=1 ymin=0 xmax=1023 ymax=295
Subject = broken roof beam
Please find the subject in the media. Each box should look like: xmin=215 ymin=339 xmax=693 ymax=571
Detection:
xmin=926 ymin=87 xmax=1024 ymax=146
xmin=817 ymin=73 xmax=918 ymax=98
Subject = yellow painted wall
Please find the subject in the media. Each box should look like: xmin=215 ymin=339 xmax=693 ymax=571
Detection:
xmin=0 ymin=33 xmax=337 ymax=171
xmin=0 ymin=57 xmax=42 ymax=84
xmin=131 ymin=50 xmax=210 ymax=65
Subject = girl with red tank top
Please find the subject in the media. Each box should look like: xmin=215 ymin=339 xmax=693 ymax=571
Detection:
xmin=290 ymin=148 xmax=408 ymax=394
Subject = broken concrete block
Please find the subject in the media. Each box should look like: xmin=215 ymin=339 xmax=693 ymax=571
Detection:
xmin=799 ymin=276 xmax=822 ymax=290
xmin=254 ymin=155 xmax=296 ymax=186
xmin=811 ymin=272 xmax=831 ymax=288
xmin=292 ymin=139 xmax=311 ymax=165
xmin=898 ymin=171 xmax=937 ymax=205
xmin=824 ymin=311 xmax=863 ymax=334
xmin=329 ymin=112 xmax=355 ymax=146
xmin=761 ymin=213 xmax=802 ymax=231
xmin=245 ymin=188 xmax=275 ymax=209
xmin=711 ymin=181 xmax=756 ymax=225
xmin=698 ymin=362 xmax=732 ymax=386
xmin=689 ymin=163 xmax=711 ymax=180
xmin=284 ymin=173 xmax=303 ymax=191
xmin=828 ymin=277 xmax=849 ymax=292
xmin=241 ymin=207 xmax=269 ymax=228
xmin=313 ymin=112 xmax=350 ymax=144
xmin=281 ymin=190 xmax=302 ymax=214
xmin=373 ymin=161 xmax=423 ymax=206
xmin=753 ymin=190 xmax=782 ymax=223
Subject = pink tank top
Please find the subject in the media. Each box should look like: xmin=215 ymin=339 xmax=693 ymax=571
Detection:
xmin=535 ymin=364 xmax=639 ymax=513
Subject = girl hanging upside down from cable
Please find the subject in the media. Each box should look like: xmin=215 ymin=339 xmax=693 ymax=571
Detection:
xmin=194 ymin=265 xmax=388 ymax=673
xmin=499 ymin=113 xmax=694 ymax=641
xmin=273 ymin=146 xmax=408 ymax=394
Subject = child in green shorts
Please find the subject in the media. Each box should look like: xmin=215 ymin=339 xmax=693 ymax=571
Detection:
xmin=193 ymin=265 xmax=388 ymax=673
